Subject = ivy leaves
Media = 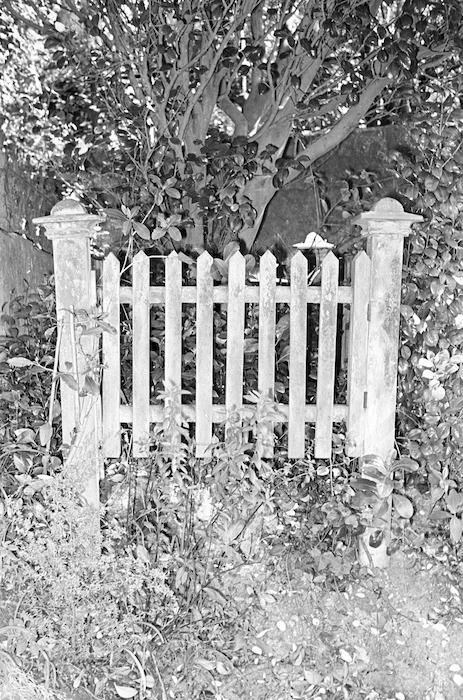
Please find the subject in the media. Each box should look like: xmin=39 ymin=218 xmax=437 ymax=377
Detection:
xmin=104 ymin=204 xmax=185 ymax=246
xmin=396 ymin=105 xmax=463 ymax=542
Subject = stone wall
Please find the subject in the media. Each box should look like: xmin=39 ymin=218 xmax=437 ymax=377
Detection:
xmin=0 ymin=143 xmax=58 ymax=252
xmin=0 ymin=142 xmax=55 ymax=326
xmin=0 ymin=229 xmax=53 ymax=315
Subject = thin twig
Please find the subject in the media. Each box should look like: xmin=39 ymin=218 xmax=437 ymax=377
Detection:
xmin=68 ymin=306 xmax=81 ymax=428
xmin=151 ymin=652 xmax=168 ymax=700
xmin=45 ymin=318 xmax=64 ymax=455
xmin=124 ymin=648 xmax=146 ymax=698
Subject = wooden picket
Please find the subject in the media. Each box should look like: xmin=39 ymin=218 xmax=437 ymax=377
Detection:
xmin=132 ymin=251 xmax=150 ymax=457
xmin=100 ymin=248 xmax=373 ymax=460
xmin=314 ymin=252 xmax=339 ymax=458
xmin=258 ymin=250 xmax=277 ymax=457
xmin=288 ymin=252 xmax=308 ymax=458
xmin=346 ymin=251 xmax=371 ymax=457
xmin=225 ymin=252 xmax=246 ymax=430
xmin=102 ymin=252 xmax=121 ymax=457
xmin=195 ymin=252 xmax=214 ymax=456
xmin=165 ymin=251 xmax=182 ymax=444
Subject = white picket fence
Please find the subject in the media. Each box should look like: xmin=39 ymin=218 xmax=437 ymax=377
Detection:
xmin=99 ymin=248 xmax=369 ymax=459
xmin=34 ymin=197 xmax=423 ymax=509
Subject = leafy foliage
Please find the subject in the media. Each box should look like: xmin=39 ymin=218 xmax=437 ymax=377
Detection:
xmin=1 ymin=0 xmax=462 ymax=252
xmin=395 ymin=105 xmax=463 ymax=542
xmin=1 ymin=467 xmax=178 ymax=692
xmin=0 ymin=282 xmax=61 ymax=482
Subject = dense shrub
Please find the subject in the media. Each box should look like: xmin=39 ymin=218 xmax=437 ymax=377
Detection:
xmin=0 ymin=281 xmax=56 ymax=434
xmin=395 ymin=107 xmax=463 ymax=542
xmin=1 ymin=473 xmax=177 ymax=673
xmin=0 ymin=281 xmax=62 ymax=493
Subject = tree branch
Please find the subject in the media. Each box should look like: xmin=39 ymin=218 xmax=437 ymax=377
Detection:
xmin=299 ymin=77 xmax=391 ymax=165
xmin=218 ymin=96 xmax=249 ymax=137
xmin=239 ymin=76 xmax=391 ymax=250
xmin=178 ymin=0 xmax=259 ymax=141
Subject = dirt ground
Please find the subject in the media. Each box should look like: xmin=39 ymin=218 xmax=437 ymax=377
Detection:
xmin=2 ymin=499 xmax=463 ymax=700
xmin=210 ymin=542 xmax=463 ymax=700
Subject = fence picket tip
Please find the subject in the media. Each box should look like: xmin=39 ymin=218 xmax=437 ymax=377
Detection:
xmin=133 ymin=249 xmax=148 ymax=261
xmin=260 ymin=249 xmax=277 ymax=265
xmin=228 ymin=249 xmax=245 ymax=262
xmin=197 ymin=250 xmax=214 ymax=264
xmin=290 ymin=249 xmax=307 ymax=263
xmin=321 ymin=250 xmax=338 ymax=265
xmin=353 ymin=249 xmax=370 ymax=262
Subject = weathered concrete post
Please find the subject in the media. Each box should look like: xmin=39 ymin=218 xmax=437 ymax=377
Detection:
xmin=353 ymin=197 xmax=423 ymax=567
xmin=33 ymin=200 xmax=105 ymax=517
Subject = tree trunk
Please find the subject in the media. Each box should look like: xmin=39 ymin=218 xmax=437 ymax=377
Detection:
xmin=239 ymin=174 xmax=277 ymax=251
xmin=240 ymin=78 xmax=390 ymax=251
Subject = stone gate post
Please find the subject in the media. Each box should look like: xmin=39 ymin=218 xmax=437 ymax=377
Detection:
xmin=353 ymin=198 xmax=422 ymax=567
xmin=33 ymin=200 xmax=105 ymax=519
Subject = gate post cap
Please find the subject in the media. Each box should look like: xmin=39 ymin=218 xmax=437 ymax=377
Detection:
xmin=353 ymin=197 xmax=423 ymax=235
xmin=33 ymin=198 xmax=106 ymax=240
xmin=50 ymin=198 xmax=88 ymax=216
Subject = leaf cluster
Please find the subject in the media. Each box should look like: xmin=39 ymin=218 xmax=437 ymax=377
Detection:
xmin=2 ymin=0 xmax=463 ymax=251
xmin=395 ymin=105 xmax=463 ymax=543
xmin=1 ymin=479 xmax=177 ymax=694
xmin=0 ymin=282 xmax=61 ymax=480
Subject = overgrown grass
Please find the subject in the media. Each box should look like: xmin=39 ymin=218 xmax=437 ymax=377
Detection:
xmin=0 ymin=375 xmax=380 ymax=699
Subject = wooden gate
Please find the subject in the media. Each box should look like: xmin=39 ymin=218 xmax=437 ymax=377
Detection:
xmin=34 ymin=197 xmax=423 ymax=507
xmin=102 ymin=248 xmax=369 ymax=460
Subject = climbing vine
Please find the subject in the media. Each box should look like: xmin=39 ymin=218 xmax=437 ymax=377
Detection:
xmin=395 ymin=106 xmax=463 ymax=541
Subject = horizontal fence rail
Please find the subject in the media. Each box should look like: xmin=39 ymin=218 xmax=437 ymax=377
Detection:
xmin=101 ymin=249 xmax=372 ymax=460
